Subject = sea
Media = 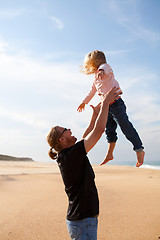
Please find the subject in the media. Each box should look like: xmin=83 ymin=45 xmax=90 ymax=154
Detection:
xmin=140 ymin=164 xmax=160 ymax=170
xmin=92 ymin=160 xmax=160 ymax=170
xmin=112 ymin=160 xmax=160 ymax=170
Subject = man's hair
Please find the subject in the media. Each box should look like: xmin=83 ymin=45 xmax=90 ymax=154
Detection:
xmin=46 ymin=126 xmax=63 ymax=160
xmin=81 ymin=50 xmax=106 ymax=75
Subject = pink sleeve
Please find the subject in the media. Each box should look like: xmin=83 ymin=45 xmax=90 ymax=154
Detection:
xmin=82 ymin=83 xmax=97 ymax=104
xmin=98 ymin=63 xmax=112 ymax=74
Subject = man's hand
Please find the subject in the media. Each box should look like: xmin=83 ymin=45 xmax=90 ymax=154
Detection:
xmin=90 ymin=103 xmax=101 ymax=116
xmin=77 ymin=102 xmax=86 ymax=112
xmin=103 ymin=87 xmax=122 ymax=104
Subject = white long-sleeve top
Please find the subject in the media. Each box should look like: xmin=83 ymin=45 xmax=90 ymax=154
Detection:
xmin=82 ymin=63 xmax=121 ymax=104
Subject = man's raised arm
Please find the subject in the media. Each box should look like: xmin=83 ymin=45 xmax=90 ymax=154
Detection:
xmin=83 ymin=87 xmax=121 ymax=154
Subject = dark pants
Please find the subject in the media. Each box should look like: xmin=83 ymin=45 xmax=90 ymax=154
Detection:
xmin=105 ymin=98 xmax=144 ymax=151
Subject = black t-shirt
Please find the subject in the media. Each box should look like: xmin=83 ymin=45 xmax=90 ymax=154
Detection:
xmin=57 ymin=140 xmax=99 ymax=221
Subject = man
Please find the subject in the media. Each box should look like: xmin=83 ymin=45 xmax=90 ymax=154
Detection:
xmin=47 ymin=87 xmax=120 ymax=239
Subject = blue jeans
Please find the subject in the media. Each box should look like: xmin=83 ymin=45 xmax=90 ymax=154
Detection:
xmin=66 ymin=217 xmax=98 ymax=240
xmin=106 ymin=98 xmax=144 ymax=151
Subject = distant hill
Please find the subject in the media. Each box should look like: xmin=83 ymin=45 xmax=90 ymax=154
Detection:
xmin=0 ymin=154 xmax=34 ymax=162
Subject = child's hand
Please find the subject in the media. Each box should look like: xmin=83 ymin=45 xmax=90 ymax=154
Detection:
xmin=77 ymin=102 xmax=86 ymax=112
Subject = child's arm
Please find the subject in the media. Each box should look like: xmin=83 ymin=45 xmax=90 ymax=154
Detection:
xmin=77 ymin=83 xmax=97 ymax=113
xmin=77 ymin=102 xmax=86 ymax=112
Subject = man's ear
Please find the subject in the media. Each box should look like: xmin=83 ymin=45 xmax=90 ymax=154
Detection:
xmin=58 ymin=137 xmax=65 ymax=143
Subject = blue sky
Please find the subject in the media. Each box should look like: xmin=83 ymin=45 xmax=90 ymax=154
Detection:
xmin=0 ymin=0 xmax=160 ymax=166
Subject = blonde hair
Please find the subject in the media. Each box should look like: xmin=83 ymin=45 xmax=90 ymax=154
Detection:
xmin=46 ymin=126 xmax=63 ymax=160
xmin=81 ymin=50 xmax=106 ymax=75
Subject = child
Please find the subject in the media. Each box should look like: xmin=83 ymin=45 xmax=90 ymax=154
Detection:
xmin=77 ymin=50 xmax=145 ymax=167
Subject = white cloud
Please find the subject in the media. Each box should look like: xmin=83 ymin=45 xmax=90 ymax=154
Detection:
xmin=107 ymin=0 xmax=160 ymax=43
xmin=0 ymin=106 xmax=48 ymax=129
xmin=50 ymin=16 xmax=64 ymax=30
xmin=0 ymin=40 xmax=8 ymax=53
xmin=0 ymin=9 xmax=24 ymax=18
xmin=104 ymin=49 xmax=133 ymax=58
xmin=0 ymin=40 xmax=85 ymax=130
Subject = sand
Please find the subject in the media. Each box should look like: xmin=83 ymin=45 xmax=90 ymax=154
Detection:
xmin=0 ymin=161 xmax=160 ymax=240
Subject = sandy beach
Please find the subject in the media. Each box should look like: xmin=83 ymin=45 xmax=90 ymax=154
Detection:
xmin=0 ymin=161 xmax=160 ymax=240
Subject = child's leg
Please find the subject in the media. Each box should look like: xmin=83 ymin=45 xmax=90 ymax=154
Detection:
xmin=100 ymin=142 xmax=116 ymax=165
xmin=136 ymin=150 xmax=145 ymax=167
xmin=101 ymin=111 xmax=118 ymax=165
xmin=110 ymin=98 xmax=145 ymax=167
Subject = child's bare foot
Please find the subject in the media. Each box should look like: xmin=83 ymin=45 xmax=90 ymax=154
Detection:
xmin=136 ymin=151 xmax=145 ymax=167
xmin=100 ymin=154 xmax=114 ymax=166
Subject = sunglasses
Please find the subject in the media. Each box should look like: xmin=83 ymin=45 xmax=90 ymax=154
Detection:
xmin=59 ymin=128 xmax=68 ymax=138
